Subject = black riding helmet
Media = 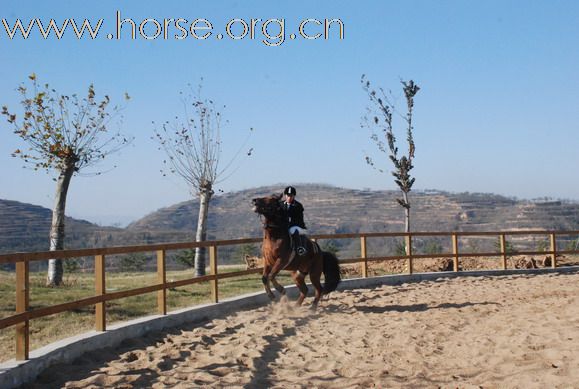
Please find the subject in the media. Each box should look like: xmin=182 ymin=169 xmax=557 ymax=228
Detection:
xmin=284 ymin=186 xmax=297 ymax=196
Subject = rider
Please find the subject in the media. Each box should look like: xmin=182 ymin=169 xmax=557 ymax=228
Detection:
xmin=281 ymin=186 xmax=308 ymax=256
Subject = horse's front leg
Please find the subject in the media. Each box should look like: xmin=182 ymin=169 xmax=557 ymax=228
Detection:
xmin=268 ymin=257 xmax=286 ymax=296
xmin=262 ymin=265 xmax=276 ymax=300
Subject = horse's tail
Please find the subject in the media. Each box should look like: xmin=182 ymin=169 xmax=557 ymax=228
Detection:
xmin=322 ymin=251 xmax=341 ymax=294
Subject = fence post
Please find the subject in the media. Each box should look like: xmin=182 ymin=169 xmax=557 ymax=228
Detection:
xmin=499 ymin=233 xmax=508 ymax=270
xmin=550 ymin=233 xmax=557 ymax=269
xmin=452 ymin=234 xmax=459 ymax=272
xmin=209 ymin=246 xmax=218 ymax=303
xmin=360 ymin=236 xmax=368 ymax=278
xmin=405 ymin=234 xmax=413 ymax=274
xmin=15 ymin=260 xmax=29 ymax=360
xmin=95 ymin=254 xmax=106 ymax=331
xmin=157 ymin=250 xmax=167 ymax=315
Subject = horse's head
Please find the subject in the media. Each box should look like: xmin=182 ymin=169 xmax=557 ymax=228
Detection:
xmin=251 ymin=194 xmax=284 ymax=222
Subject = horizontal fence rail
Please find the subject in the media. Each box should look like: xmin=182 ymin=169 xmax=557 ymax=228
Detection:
xmin=0 ymin=229 xmax=578 ymax=361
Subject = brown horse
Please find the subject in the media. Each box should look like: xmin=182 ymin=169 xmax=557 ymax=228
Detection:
xmin=251 ymin=194 xmax=341 ymax=308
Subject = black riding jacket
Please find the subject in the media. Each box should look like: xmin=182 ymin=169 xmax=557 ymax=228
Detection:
xmin=281 ymin=200 xmax=306 ymax=229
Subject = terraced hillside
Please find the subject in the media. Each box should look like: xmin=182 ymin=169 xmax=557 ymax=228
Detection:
xmin=128 ymin=184 xmax=579 ymax=237
xmin=1 ymin=184 xmax=578 ymax=257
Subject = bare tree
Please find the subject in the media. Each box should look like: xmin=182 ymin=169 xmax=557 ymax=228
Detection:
xmin=361 ymin=76 xmax=420 ymax=235
xmin=153 ymin=86 xmax=251 ymax=276
xmin=2 ymin=74 xmax=131 ymax=286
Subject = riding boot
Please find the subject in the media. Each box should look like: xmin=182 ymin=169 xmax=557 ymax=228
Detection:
xmin=291 ymin=231 xmax=299 ymax=254
xmin=294 ymin=232 xmax=307 ymax=256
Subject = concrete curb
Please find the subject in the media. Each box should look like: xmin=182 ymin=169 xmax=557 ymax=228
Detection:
xmin=1 ymin=266 xmax=578 ymax=388
xmin=336 ymin=265 xmax=579 ymax=291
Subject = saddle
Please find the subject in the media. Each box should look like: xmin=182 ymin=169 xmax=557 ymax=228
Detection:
xmin=289 ymin=232 xmax=320 ymax=257
xmin=290 ymin=231 xmax=308 ymax=256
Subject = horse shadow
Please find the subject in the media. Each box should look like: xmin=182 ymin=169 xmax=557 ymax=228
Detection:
xmin=350 ymin=301 xmax=499 ymax=314
xmin=244 ymin=314 xmax=315 ymax=388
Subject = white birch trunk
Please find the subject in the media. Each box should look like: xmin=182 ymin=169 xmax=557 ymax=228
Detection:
xmin=47 ymin=164 xmax=75 ymax=286
xmin=194 ymin=184 xmax=213 ymax=277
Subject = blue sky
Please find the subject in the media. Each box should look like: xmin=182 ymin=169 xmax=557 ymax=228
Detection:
xmin=1 ymin=1 xmax=578 ymax=225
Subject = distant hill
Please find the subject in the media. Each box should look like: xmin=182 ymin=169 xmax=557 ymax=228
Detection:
xmin=0 ymin=199 xmax=112 ymax=253
xmin=0 ymin=199 xmax=188 ymax=254
xmin=128 ymin=184 xmax=579 ymax=237
xmin=1 ymin=184 xmax=578 ymax=256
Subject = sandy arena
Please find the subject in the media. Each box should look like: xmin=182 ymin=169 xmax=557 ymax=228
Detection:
xmin=28 ymin=272 xmax=579 ymax=388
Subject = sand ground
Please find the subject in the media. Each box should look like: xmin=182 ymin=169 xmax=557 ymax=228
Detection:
xmin=29 ymin=271 xmax=579 ymax=388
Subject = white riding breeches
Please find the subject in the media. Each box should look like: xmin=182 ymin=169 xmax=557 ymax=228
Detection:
xmin=289 ymin=226 xmax=306 ymax=235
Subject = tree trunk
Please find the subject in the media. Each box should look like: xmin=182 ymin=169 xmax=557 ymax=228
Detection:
xmin=194 ymin=183 xmax=213 ymax=277
xmin=47 ymin=164 xmax=75 ymax=286
xmin=402 ymin=191 xmax=410 ymax=233
xmin=402 ymin=191 xmax=411 ymax=254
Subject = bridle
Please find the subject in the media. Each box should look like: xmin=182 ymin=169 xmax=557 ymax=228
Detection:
xmin=255 ymin=203 xmax=287 ymax=231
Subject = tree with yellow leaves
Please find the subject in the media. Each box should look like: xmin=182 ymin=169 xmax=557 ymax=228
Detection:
xmin=2 ymin=74 xmax=131 ymax=286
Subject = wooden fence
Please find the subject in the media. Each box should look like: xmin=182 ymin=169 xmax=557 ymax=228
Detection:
xmin=0 ymin=229 xmax=578 ymax=361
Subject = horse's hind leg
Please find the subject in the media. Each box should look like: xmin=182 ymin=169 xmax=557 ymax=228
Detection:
xmin=309 ymin=270 xmax=324 ymax=310
xmin=291 ymin=271 xmax=308 ymax=306
xmin=262 ymin=265 xmax=276 ymax=300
